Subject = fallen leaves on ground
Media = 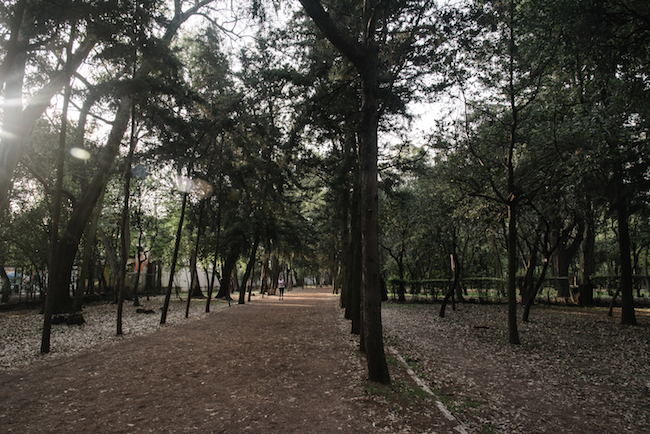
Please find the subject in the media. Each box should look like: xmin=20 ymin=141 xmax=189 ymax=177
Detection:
xmin=383 ymin=302 xmax=650 ymax=434
xmin=0 ymin=296 xmax=227 ymax=372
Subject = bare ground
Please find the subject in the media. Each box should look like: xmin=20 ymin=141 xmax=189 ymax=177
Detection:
xmin=1 ymin=288 xmax=649 ymax=433
xmin=0 ymin=288 xmax=459 ymax=434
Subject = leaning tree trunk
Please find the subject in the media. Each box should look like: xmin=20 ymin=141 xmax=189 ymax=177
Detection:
xmin=160 ymin=191 xmax=188 ymax=325
xmin=522 ymin=255 xmax=551 ymax=322
xmin=48 ymin=96 xmax=133 ymax=318
xmin=186 ymin=201 xmax=207 ymax=318
xmin=73 ymin=188 xmax=105 ymax=312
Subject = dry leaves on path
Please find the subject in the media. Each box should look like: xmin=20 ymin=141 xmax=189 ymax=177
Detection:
xmin=0 ymin=289 xmax=461 ymax=434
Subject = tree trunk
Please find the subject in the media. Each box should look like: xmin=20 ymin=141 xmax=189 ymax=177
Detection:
xmin=349 ymin=174 xmax=362 ymax=335
xmin=269 ymin=256 xmax=280 ymax=295
xmin=131 ymin=244 xmax=143 ymax=307
xmin=186 ymin=201 xmax=207 ymax=318
xmin=396 ymin=252 xmax=406 ymax=303
xmin=259 ymin=255 xmax=269 ymax=295
xmin=73 ymin=188 xmax=105 ymax=312
xmin=41 ymin=67 xmax=73 ymax=353
xmin=230 ymin=267 xmax=239 ymax=295
xmin=298 ymin=0 xmax=389 ymax=384
xmin=160 ymin=191 xmax=188 ymax=325
xmin=117 ymin=115 xmax=137 ymax=335
xmin=579 ymin=198 xmax=596 ymax=306
xmin=551 ymin=235 xmax=571 ymax=299
xmin=505 ymin=0 xmax=520 ymax=346
xmin=239 ymin=234 xmax=260 ymax=305
xmin=206 ymin=199 xmax=222 ymax=310
xmin=0 ymin=265 xmax=10 ymax=303
xmin=216 ymin=244 xmax=239 ymax=299
xmin=49 ymin=96 xmax=133 ymax=316
xmin=551 ymin=219 xmax=584 ymax=302
xmin=522 ymin=257 xmax=551 ymax=322
xmin=338 ymin=168 xmax=351 ymax=307
xmin=520 ymin=243 xmax=539 ymax=303
xmin=247 ymin=260 xmax=256 ymax=302
xmin=98 ymin=228 xmax=119 ymax=293
xmin=615 ymin=180 xmax=637 ymax=326
xmin=145 ymin=259 xmax=155 ymax=299
xmin=206 ymin=261 xmax=221 ymax=311
xmin=358 ymin=52 xmax=390 ymax=385
xmin=507 ymin=202 xmax=520 ymax=344
xmin=440 ymin=253 xmax=460 ymax=318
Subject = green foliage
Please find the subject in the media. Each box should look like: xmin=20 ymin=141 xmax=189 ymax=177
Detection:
xmin=363 ymin=377 xmax=431 ymax=412
xmin=2 ymin=0 xmax=650 ymax=318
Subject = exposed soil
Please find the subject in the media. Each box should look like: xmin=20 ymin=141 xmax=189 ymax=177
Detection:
xmin=2 ymin=288 xmax=648 ymax=433
xmin=0 ymin=287 xmax=459 ymax=433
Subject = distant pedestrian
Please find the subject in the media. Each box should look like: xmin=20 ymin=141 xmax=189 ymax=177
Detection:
xmin=278 ymin=278 xmax=285 ymax=300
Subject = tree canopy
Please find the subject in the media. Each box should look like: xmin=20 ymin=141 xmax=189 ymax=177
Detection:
xmin=1 ymin=0 xmax=649 ymax=379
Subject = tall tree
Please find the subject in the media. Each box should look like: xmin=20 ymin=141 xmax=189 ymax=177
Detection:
xmin=550 ymin=0 xmax=650 ymax=324
xmin=41 ymin=24 xmax=75 ymax=353
xmin=44 ymin=0 xmax=217 ymax=314
xmin=39 ymin=0 xmax=219 ymax=351
xmin=299 ymin=0 xmax=399 ymax=384
xmin=435 ymin=0 xmax=567 ymax=344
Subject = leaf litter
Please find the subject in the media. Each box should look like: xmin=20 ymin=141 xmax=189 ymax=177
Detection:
xmin=0 ymin=296 xmax=224 ymax=372
xmin=383 ymin=302 xmax=650 ymax=434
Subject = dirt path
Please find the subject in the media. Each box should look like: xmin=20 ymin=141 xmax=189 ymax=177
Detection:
xmin=0 ymin=287 xmax=459 ymax=433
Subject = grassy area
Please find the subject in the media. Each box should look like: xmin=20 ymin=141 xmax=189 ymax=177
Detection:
xmin=363 ymin=377 xmax=433 ymax=413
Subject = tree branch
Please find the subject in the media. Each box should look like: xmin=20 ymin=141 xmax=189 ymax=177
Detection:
xmin=298 ymin=0 xmax=368 ymax=70
xmin=21 ymin=155 xmax=77 ymax=206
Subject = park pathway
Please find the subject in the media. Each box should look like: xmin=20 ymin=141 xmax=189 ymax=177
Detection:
xmin=0 ymin=287 xmax=460 ymax=433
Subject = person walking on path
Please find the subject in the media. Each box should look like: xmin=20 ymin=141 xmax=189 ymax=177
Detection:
xmin=278 ymin=277 xmax=285 ymax=300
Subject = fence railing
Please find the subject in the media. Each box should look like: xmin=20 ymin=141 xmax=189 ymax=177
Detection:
xmin=387 ymin=275 xmax=650 ymax=303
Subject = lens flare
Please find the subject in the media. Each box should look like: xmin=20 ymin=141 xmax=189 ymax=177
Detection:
xmin=70 ymin=148 xmax=91 ymax=160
